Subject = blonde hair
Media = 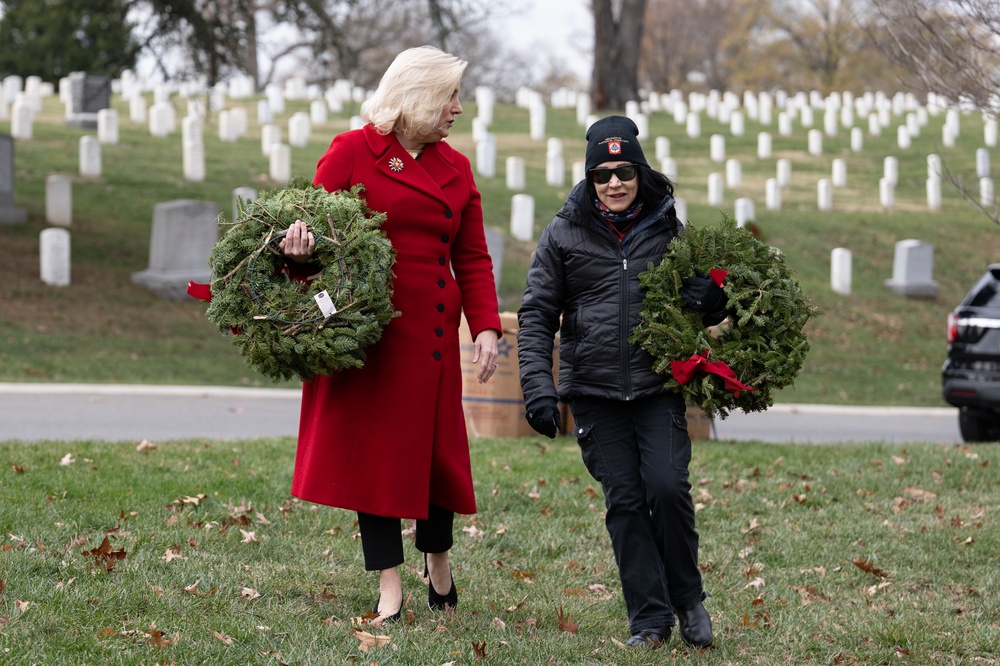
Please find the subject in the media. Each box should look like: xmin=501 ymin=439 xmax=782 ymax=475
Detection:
xmin=361 ymin=46 xmax=467 ymax=140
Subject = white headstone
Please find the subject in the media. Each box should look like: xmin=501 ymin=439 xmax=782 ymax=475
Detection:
xmin=11 ymin=101 xmax=33 ymax=140
xmin=766 ymin=178 xmax=782 ymax=210
xmin=730 ymin=111 xmax=745 ymax=137
xmin=310 ymin=99 xmax=328 ymax=125
xmin=897 ymin=125 xmax=911 ymax=149
xmin=686 ymin=113 xmax=701 ymax=139
xmin=529 ymin=99 xmax=546 ymax=141
xmin=269 ymin=144 xmax=291 ymax=183
xmin=927 ymin=176 xmax=941 ymax=211
xmin=710 ymin=134 xmax=725 ymax=162
xmin=129 ymin=95 xmax=147 ymax=123
xmin=817 ymin=178 xmax=832 ymax=211
xmin=757 ymin=132 xmax=772 ymax=159
xmin=232 ymin=186 xmax=257 ymax=224
xmin=545 ymin=153 xmax=565 ymax=187
xmin=510 ymin=193 xmax=535 ymax=241
xmin=477 ymin=134 xmax=496 ymax=178
xmin=655 ymin=136 xmax=670 ymax=161
xmin=884 ymin=239 xmax=939 ymax=297
xmin=218 ymin=110 xmax=237 ymax=142
xmin=777 ymin=159 xmax=792 ymax=187
xmin=40 ymin=227 xmax=71 ymax=286
xmin=850 ymin=127 xmax=863 ymax=152
xmin=986 ymin=118 xmax=998 ymax=148
xmin=735 ymin=197 xmax=755 ymax=226
xmin=807 ymin=129 xmax=823 ymax=155
xmin=476 ymin=86 xmax=495 ymax=125
xmin=257 ymin=100 xmax=272 ymax=125
xmin=707 ymin=173 xmax=723 ymax=206
xmin=506 ymin=156 xmax=526 ymax=190
xmin=183 ymin=140 xmax=205 ymax=182
xmin=832 ymin=158 xmax=847 ymax=187
xmin=674 ymin=197 xmax=687 ymax=226
xmin=884 ymin=156 xmax=898 ymax=185
xmin=660 ymin=157 xmax=677 ymax=179
xmin=778 ymin=112 xmax=792 ymax=136
xmin=79 ymin=136 xmax=101 ymax=177
xmin=572 ymin=161 xmax=586 ymax=184
xmin=261 ymin=124 xmax=281 ymax=156
xmin=45 ymin=174 xmax=72 ymax=227
xmin=981 ymin=177 xmax=995 ymax=207
xmin=131 ymin=200 xmax=221 ymax=299
xmin=831 ymin=247 xmax=852 ymax=295
xmin=97 ymin=109 xmax=119 ymax=144
xmin=879 ymin=178 xmax=895 ymax=210
xmin=977 ymin=148 xmax=991 ymax=178
xmin=928 ymin=154 xmax=942 ymax=179
xmin=289 ymin=112 xmax=310 ymax=147
xmin=575 ymin=93 xmax=590 ymax=126
xmin=725 ymin=159 xmax=742 ymax=188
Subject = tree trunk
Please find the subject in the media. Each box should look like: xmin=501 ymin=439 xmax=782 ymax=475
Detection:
xmin=591 ymin=0 xmax=648 ymax=111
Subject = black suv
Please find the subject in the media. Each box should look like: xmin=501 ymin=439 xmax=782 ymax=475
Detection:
xmin=942 ymin=263 xmax=1000 ymax=442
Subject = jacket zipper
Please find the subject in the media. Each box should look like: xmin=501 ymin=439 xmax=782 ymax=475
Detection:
xmin=620 ymin=256 xmax=632 ymax=400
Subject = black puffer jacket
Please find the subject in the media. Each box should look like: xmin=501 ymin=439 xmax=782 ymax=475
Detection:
xmin=518 ymin=180 xmax=681 ymax=406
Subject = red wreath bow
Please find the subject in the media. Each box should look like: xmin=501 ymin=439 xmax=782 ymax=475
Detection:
xmin=670 ymin=350 xmax=755 ymax=397
xmin=708 ymin=268 xmax=728 ymax=287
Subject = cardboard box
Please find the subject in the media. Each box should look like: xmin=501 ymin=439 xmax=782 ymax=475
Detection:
xmin=460 ymin=312 xmax=538 ymax=439
xmin=687 ymin=404 xmax=713 ymax=440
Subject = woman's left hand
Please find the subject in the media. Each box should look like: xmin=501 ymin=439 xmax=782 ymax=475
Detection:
xmin=472 ymin=328 xmax=501 ymax=384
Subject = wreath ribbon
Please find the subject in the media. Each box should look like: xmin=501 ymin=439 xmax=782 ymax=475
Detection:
xmin=670 ymin=350 xmax=755 ymax=398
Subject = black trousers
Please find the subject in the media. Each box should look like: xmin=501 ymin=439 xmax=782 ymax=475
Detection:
xmin=570 ymin=393 xmax=705 ymax=634
xmin=357 ymin=503 xmax=454 ymax=571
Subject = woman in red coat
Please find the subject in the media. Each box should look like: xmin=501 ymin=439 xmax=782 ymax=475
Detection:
xmin=280 ymin=46 xmax=502 ymax=622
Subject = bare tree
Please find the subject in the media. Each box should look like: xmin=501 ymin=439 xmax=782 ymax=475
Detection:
xmin=870 ymin=0 xmax=1000 ymax=224
xmin=591 ymin=0 xmax=647 ymax=110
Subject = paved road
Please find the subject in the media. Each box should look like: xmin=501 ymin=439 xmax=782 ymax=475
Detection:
xmin=0 ymin=383 xmax=964 ymax=445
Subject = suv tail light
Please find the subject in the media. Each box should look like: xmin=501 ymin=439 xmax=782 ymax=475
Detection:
xmin=947 ymin=312 xmax=958 ymax=344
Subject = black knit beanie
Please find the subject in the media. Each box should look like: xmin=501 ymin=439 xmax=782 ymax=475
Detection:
xmin=584 ymin=115 xmax=649 ymax=173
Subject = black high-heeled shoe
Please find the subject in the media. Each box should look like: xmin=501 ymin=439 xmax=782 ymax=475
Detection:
xmin=372 ymin=595 xmax=402 ymax=622
xmin=424 ymin=552 xmax=458 ymax=610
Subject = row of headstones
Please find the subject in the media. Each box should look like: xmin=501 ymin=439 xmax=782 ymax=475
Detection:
xmin=37 ymin=184 xmax=260 ymax=294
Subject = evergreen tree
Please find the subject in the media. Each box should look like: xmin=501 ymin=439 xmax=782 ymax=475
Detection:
xmin=0 ymin=0 xmax=139 ymax=79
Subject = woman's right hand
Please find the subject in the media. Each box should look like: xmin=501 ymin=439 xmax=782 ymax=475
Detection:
xmin=279 ymin=219 xmax=315 ymax=262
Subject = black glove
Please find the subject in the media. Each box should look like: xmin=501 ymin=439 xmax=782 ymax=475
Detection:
xmin=525 ymin=396 xmax=561 ymax=439
xmin=680 ymin=268 xmax=729 ymax=326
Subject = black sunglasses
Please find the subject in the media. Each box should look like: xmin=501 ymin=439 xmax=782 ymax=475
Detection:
xmin=589 ymin=164 xmax=638 ymax=185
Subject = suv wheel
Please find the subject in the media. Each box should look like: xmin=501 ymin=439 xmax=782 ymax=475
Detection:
xmin=958 ymin=408 xmax=1000 ymax=442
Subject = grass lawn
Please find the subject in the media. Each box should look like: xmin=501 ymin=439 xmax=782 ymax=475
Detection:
xmin=1 ymin=435 xmax=997 ymax=664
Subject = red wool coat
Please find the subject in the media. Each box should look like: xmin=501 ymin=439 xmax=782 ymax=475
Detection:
xmin=290 ymin=125 xmax=501 ymax=520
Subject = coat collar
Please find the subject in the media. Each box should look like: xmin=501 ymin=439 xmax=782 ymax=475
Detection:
xmin=362 ymin=125 xmax=460 ymax=207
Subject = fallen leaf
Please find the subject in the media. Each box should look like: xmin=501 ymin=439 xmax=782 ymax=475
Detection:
xmin=744 ymin=577 xmax=765 ymax=590
xmin=184 ymin=580 xmax=201 ymax=595
xmin=556 ymin=605 xmax=578 ymax=634
xmin=240 ymin=529 xmax=257 ymax=543
xmin=852 ymin=559 xmax=887 ymax=577
xmin=213 ymin=630 xmax=234 ymax=645
xmin=59 ymin=453 xmax=75 ymax=466
xmin=12 ymin=465 xmax=24 ymax=474
xmin=16 ymin=600 xmax=29 ymax=613
xmin=353 ymin=628 xmax=391 ymax=653
xmin=163 ymin=546 xmax=187 ymax=562
xmin=242 ymin=587 xmax=261 ymax=600
xmin=903 ymin=486 xmax=936 ymax=500
xmin=462 ymin=525 xmax=484 ymax=538
xmin=136 ymin=440 xmax=158 ymax=451
xmin=472 ymin=640 xmax=487 ymax=659
xmin=492 ymin=617 xmax=506 ymax=630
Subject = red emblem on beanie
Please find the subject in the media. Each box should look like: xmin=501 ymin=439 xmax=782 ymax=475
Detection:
xmin=608 ymin=141 xmax=622 ymax=155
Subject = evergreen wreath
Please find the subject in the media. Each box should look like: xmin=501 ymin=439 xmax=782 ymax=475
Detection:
xmin=205 ymin=178 xmax=399 ymax=382
xmin=631 ymin=215 xmax=819 ymax=419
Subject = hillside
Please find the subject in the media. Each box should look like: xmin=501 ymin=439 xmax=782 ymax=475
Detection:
xmin=2 ymin=88 xmax=999 ymax=408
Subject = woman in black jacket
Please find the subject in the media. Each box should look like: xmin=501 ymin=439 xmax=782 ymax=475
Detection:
xmin=517 ymin=116 xmax=723 ymax=649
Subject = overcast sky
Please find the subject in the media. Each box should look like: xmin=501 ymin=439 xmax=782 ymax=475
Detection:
xmin=492 ymin=0 xmax=593 ymax=81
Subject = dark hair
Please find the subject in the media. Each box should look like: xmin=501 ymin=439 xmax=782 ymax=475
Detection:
xmin=636 ymin=163 xmax=675 ymax=211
